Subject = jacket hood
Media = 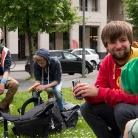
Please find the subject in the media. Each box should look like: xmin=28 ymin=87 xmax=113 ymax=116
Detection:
xmin=35 ymin=48 xmax=50 ymax=65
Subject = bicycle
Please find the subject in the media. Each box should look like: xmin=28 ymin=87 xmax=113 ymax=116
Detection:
xmin=10 ymin=60 xmax=16 ymax=69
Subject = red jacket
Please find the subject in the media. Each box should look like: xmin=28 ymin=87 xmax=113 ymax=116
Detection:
xmin=84 ymin=47 xmax=138 ymax=107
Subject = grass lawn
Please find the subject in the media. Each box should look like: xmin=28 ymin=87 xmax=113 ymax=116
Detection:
xmin=0 ymin=87 xmax=97 ymax=138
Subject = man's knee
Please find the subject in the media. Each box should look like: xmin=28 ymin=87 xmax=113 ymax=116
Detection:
xmin=45 ymin=88 xmax=54 ymax=99
xmin=114 ymin=103 xmax=128 ymax=119
xmin=80 ymin=102 xmax=89 ymax=117
xmin=45 ymin=88 xmax=53 ymax=93
xmin=12 ymin=79 xmax=18 ymax=89
xmin=7 ymin=78 xmax=18 ymax=89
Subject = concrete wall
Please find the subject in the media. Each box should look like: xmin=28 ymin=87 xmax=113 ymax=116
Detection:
xmin=6 ymin=29 xmax=18 ymax=60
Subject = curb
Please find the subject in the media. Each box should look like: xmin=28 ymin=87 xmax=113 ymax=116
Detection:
xmin=11 ymin=70 xmax=25 ymax=72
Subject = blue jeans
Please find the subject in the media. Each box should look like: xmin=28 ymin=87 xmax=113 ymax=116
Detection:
xmin=32 ymin=81 xmax=64 ymax=111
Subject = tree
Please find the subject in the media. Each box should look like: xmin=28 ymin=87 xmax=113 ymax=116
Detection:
xmin=123 ymin=0 xmax=138 ymax=33
xmin=0 ymin=0 xmax=81 ymax=78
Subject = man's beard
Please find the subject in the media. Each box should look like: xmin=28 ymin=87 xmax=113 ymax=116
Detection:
xmin=111 ymin=50 xmax=130 ymax=61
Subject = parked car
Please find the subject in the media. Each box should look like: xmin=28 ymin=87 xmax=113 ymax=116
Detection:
xmin=25 ymin=50 xmax=93 ymax=75
xmin=97 ymin=61 xmax=101 ymax=70
xmin=71 ymin=48 xmax=100 ymax=70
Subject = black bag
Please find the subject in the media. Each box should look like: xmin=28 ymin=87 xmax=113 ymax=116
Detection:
xmin=61 ymin=105 xmax=79 ymax=129
xmin=18 ymin=98 xmax=79 ymax=130
xmin=2 ymin=98 xmax=63 ymax=138
xmin=17 ymin=97 xmax=79 ymax=129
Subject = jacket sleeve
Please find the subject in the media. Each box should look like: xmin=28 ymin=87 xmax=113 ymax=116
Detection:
xmin=53 ymin=60 xmax=62 ymax=83
xmin=33 ymin=62 xmax=42 ymax=81
xmin=98 ymin=88 xmax=138 ymax=107
xmin=4 ymin=51 xmax=11 ymax=73
xmin=84 ymin=77 xmax=138 ymax=107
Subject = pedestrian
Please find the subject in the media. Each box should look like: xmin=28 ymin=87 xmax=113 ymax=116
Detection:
xmin=73 ymin=21 xmax=138 ymax=138
xmin=0 ymin=28 xmax=18 ymax=113
xmin=119 ymin=57 xmax=138 ymax=138
xmin=32 ymin=48 xmax=64 ymax=111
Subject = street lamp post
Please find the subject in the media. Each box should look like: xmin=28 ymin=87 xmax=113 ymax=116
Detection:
xmin=82 ymin=0 xmax=85 ymax=77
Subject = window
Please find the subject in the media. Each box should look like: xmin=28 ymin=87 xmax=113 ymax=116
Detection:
xmin=79 ymin=0 xmax=87 ymax=11
xmin=92 ymin=0 xmax=98 ymax=11
xmin=50 ymin=52 xmax=62 ymax=59
xmin=64 ymin=52 xmax=77 ymax=60
xmin=72 ymin=50 xmax=82 ymax=56
xmin=79 ymin=27 xmax=82 ymax=48
xmin=85 ymin=50 xmax=90 ymax=55
xmin=90 ymin=27 xmax=98 ymax=52
xmin=49 ymin=32 xmax=55 ymax=50
xmin=79 ymin=0 xmax=98 ymax=12
xmin=89 ymin=49 xmax=97 ymax=54
xmin=63 ymin=32 xmax=69 ymax=49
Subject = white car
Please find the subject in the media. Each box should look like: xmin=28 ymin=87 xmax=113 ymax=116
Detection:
xmin=71 ymin=48 xmax=100 ymax=69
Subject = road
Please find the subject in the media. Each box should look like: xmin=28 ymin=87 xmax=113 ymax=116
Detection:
xmin=9 ymin=70 xmax=98 ymax=91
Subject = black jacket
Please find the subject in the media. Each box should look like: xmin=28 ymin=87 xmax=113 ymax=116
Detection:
xmin=33 ymin=48 xmax=62 ymax=84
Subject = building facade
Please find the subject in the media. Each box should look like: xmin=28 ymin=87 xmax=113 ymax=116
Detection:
xmin=2 ymin=0 xmax=138 ymax=60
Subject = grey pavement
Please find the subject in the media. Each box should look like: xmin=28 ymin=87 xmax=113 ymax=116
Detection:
xmin=10 ymin=61 xmax=98 ymax=91
xmin=10 ymin=61 xmax=26 ymax=72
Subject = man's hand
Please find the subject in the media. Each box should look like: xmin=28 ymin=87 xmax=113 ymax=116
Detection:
xmin=35 ymin=85 xmax=48 ymax=92
xmin=73 ymin=83 xmax=99 ymax=98
xmin=0 ymin=83 xmax=5 ymax=94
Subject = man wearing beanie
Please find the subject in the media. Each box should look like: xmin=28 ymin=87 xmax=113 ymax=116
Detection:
xmin=120 ymin=58 xmax=138 ymax=138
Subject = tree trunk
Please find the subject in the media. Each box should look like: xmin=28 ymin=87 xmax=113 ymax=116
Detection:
xmin=27 ymin=30 xmax=34 ymax=78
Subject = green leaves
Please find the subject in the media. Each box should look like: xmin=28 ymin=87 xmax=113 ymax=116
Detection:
xmin=0 ymin=0 xmax=80 ymax=35
xmin=123 ymin=0 xmax=138 ymax=28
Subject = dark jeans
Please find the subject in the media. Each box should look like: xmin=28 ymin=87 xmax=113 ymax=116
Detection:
xmin=114 ymin=103 xmax=138 ymax=134
xmin=80 ymin=101 xmax=121 ymax=138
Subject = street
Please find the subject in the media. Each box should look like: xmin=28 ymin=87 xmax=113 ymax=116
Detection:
xmin=10 ymin=70 xmax=98 ymax=91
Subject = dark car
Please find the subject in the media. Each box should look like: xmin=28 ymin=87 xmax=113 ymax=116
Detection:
xmin=25 ymin=50 xmax=93 ymax=75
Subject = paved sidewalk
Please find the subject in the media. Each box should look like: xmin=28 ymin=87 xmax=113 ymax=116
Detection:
xmin=10 ymin=61 xmax=26 ymax=72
